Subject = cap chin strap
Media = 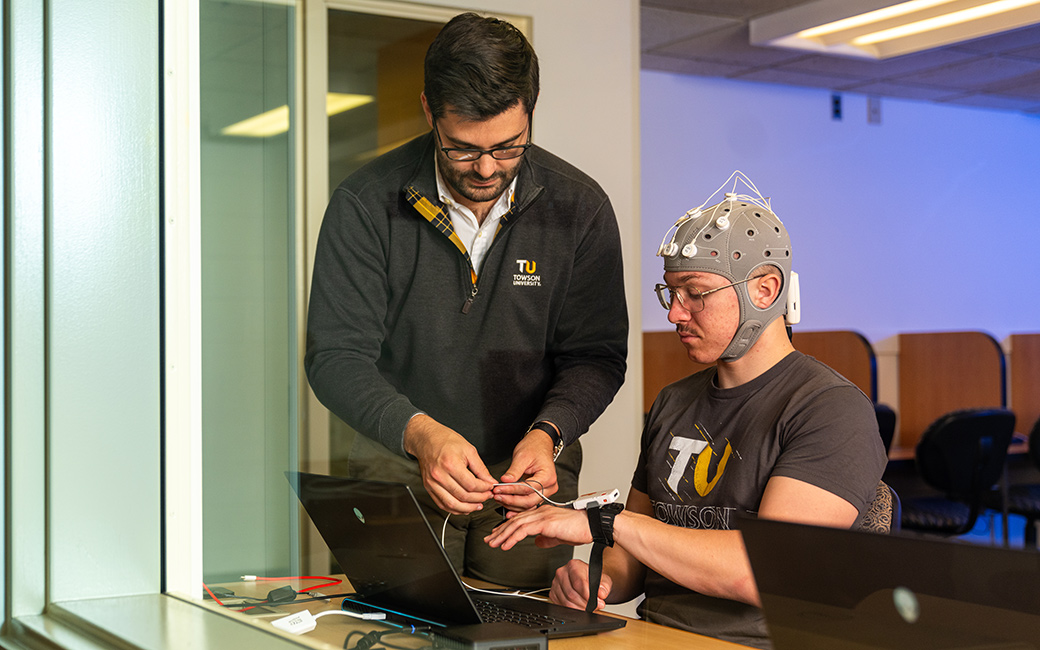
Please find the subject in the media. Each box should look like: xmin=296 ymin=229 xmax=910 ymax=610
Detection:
xmin=718 ymin=279 xmax=787 ymax=361
xmin=719 ymin=320 xmax=762 ymax=361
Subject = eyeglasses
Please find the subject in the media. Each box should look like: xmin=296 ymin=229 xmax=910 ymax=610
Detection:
xmin=654 ymin=278 xmax=756 ymax=313
xmin=433 ymin=118 xmax=532 ymax=161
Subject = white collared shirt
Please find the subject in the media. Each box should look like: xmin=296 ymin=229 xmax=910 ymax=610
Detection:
xmin=435 ymin=156 xmax=517 ymax=275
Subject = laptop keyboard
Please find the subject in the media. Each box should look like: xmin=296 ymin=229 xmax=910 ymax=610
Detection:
xmin=473 ymin=597 xmax=566 ymax=629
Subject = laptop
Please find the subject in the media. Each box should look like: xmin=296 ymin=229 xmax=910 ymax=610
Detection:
xmin=286 ymin=471 xmax=626 ymax=638
xmin=739 ymin=517 xmax=1040 ymax=649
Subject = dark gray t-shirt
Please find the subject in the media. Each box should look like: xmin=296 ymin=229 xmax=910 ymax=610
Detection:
xmin=632 ymin=351 xmax=887 ymax=649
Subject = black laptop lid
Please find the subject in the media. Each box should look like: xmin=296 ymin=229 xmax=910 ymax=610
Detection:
xmin=740 ymin=517 xmax=1040 ymax=650
xmin=286 ymin=471 xmax=480 ymax=626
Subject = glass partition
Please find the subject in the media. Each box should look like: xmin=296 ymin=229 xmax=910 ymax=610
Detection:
xmin=196 ymin=0 xmax=445 ymax=596
xmin=195 ymin=0 xmax=515 ymax=626
xmin=199 ymin=0 xmax=297 ymax=583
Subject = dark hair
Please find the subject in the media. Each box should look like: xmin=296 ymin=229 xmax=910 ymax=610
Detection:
xmin=424 ymin=13 xmax=539 ymax=120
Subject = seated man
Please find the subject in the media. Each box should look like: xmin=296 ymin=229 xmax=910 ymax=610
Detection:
xmin=486 ymin=174 xmax=888 ymax=649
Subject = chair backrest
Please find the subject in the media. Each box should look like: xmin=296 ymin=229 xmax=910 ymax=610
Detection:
xmin=875 ymin=403 xmax=896 ymax=454
xmin=1029 ymin=415 xmax=1040 ymax=471
xmin=888 ymin=484 xmax=901 ymax=531
xmin=857 ymin=480 xmax=896 ymax=534
xmin=914 ymin=408 xmax=1016 ymax=500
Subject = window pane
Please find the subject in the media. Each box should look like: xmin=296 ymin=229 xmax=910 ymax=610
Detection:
xmin=195 ymin=0 xmax=444 ymax=596
xmin=326 ymin=11 xmax=440 ymax=190
xmin=199 ymin=0 xmax=297 ymax=583
xmin=304 ymin=9 xmax=444 ymax=575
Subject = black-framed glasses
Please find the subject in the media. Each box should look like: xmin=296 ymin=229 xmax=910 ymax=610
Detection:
xmin=433 ymin=117 xmax=532 ymax=161
xmin=654 ymin=278 xmax=756 ymax=313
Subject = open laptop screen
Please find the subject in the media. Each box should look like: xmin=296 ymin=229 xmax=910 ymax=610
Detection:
xmin=288 ymin=471 xmax=481 ymax=625
xmin=740 ymin=517 xmax=1040 ymax=650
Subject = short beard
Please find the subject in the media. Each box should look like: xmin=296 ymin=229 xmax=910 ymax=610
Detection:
xmin=438 ymin=152 xmax=522 ymax=206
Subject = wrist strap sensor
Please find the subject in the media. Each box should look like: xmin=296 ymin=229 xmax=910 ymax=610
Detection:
xmin=585 ymin=502 xmax=624 ymax=612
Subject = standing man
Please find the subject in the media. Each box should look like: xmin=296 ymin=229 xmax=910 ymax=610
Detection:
xmin=486 ymin=178 xmax=887 ymax=648
xmin=305 ymin=12 xmax=628 ymax=589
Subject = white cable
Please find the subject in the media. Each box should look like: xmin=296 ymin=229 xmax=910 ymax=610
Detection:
xmin=493 ymin=481 xmax=573 ymax=507
xmin=271 ymin=608 xmax=387 ymax=635
xmin=657 ymin=170 xmax=772 ymax=259
xmin=315 ymin=609 xmax=385 ymax=621
xmin=461 ymin=579 xmax=552 ymax=603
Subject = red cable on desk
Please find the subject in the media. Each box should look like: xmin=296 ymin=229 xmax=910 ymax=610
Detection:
xmin=201 ymin=582 xmax=226 ymax=606
xmin=241 ymin=574 xmax=343 ymax=593
xmin=201 ymin=575 xmax=344 ymax=613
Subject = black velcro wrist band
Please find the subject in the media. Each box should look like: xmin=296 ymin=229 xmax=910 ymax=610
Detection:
xmin=586 ymin=502 xmax=624 ymax=547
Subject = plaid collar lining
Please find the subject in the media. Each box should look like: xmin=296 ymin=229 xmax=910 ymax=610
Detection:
xmin=405 ymin=186 xmax=516 ymax=285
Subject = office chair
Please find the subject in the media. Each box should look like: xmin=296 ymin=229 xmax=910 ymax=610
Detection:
xmin=901 ymin=408 xmax=1016 ymax=537
xmin=995 ymin=416 xmax=1040 ymax=548
xmin=858 ymin=480 xmax=900 ymax=534
xmin=875 ymin=403 xmax=896 ymax=455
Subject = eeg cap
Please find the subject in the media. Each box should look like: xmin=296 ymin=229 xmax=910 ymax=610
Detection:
xmin=657 ymin=172 xmax=792 ymax=360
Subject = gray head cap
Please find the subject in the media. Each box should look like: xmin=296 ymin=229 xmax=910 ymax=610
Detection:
xmin=659 ymin=197 xmax=792 ymax=360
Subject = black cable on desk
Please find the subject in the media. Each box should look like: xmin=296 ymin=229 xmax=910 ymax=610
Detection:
xmin=343 ymin=627 xmax=432 ymax=650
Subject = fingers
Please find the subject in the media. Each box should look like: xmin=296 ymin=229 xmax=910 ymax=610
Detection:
xmin=492 ymin=485 xmax=545 ymax=511
xmin=404 ymin=416 xmax=494 ymax=514
xmin=484 ymin=505 xmax=591 ymax=550
xmin=423 ymin=475 xmax=490 ymax=514
xmin=484 ymin=510 xmax=542 ymax=550
xmin=549 ymin=561 xmax=609 ymax=611
xmin=495 ymin=435 xmax=560 ymax=511
xmin=422 ymin=453 xmax=494 ymax=514
xmin=523 ymin=462 xmax=559 ymax=497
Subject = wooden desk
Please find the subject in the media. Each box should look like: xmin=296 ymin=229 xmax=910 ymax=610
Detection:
xmin=208 ymin=576 xmax=747 ymax=649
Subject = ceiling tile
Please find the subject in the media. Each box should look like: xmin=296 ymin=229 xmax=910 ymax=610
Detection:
xmin=947 ymin=22 xmax=1040 ymax=55
xmin=836 ymin=81 xmax=963 ymax=101
xmin=776 ymin=49 xmax=980 ymax=80
xmin=1005 ymin=43 xmax=1040 ymax=62
xmin=641 ymin=7 xmax=739 ymax=51
xmin=898 ymin=56 xmax=1040 ymax=90
xmin=642 ymin=0 xmax=814 ymax=18
xmin=732 ymin=67 xmax=869 ymax=89
xmin=642 ymin=53 xmax=749 ymax=77
xmin=938 ymin=93 xmax=1040 ymax=112
xmin=638 ymin=0 xmax=1040 ymax=115
xmin=651 ymin=22 xmax=808 ymax=67
xmin=982 ymin=70 xmax=1040 ymax=98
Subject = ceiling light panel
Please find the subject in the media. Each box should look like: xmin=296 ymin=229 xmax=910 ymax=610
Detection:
xmin=751 ymin=0 xmax=1040 ymax=59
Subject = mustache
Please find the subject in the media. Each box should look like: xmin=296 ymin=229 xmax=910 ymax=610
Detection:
xmin=463 ymin=170 xmax=506 ymax=183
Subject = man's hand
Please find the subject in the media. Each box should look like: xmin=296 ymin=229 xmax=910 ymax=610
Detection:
xmin=550 ymin=559 xmax=611 ymax=612
xmin=493 ymin=426 xmax=560 ymax=511
xmin=483 ymin=502 xmax=591 ymax=550
xmin=403 ymin=414 xmax=494 ymax=514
